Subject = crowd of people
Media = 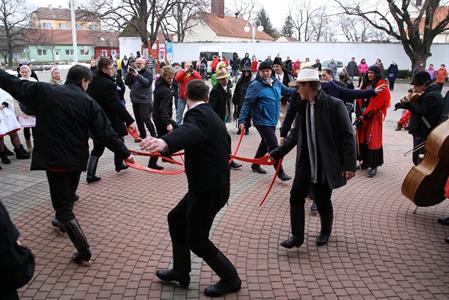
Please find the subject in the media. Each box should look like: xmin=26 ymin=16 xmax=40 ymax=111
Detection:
xmin=0 ymin=50 xmax=449 ymax=299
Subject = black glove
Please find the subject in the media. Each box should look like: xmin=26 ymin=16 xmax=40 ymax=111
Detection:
xmin=1 ymin=101 xmax=8 ymax=108
xmin=269 ymin=148 xmax=284 ymax=161
xmin=394 ymin=102 xmax=404 ymax=110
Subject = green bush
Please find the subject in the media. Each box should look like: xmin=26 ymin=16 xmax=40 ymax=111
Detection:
xmin=397 ymin=69 xmax=411 ymax=79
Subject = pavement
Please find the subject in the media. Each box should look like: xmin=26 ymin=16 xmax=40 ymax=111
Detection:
xmin=1 ymin=81 xmax=449 ymax=299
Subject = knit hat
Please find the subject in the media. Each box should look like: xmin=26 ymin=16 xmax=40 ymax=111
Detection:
xmin=411 ymin=71 xmax=431 ymax=86
xmin=273 ymin=57 xmax=283 ymax=67
xmin=368 ymin=65 xmax=382 ymax=78
xmin=258 ymin=60 xmax=272 ymax=71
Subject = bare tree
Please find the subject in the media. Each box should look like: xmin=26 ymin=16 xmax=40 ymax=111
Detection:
xmin=161 ymin=0 xmax=209 ymax=42
xmin=288 ymin=0 xmax=319 ymax=41
xmin=334 ymin=0 xmax=449 ymax=69
xmin=0 ymin=0 xmax=29 ymax=66
xmin=226 ymin=0 xmax=259 ymax=21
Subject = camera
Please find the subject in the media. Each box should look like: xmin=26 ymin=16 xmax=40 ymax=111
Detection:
xmin=128 ymin=66 xmax=137 ymax=74
xmin=188 ymin=65 xmax=194 ymax=73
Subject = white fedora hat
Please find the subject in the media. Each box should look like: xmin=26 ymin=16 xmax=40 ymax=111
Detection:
xmin=288 ymin=68 xmax=320 ymax=87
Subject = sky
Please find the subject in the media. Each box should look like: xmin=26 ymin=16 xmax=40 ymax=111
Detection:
xmin=25 ymin=0 xmax=313 ymax=30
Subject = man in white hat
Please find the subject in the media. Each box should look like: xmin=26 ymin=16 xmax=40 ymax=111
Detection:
xmin=209 ymin=68 xmax=242 ymax=170
xmin=270 ymin=68 xmax=356 ymax=249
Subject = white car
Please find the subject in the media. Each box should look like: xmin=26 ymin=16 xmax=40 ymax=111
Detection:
xmin=322 ymin=59 xmax=344 ymax=78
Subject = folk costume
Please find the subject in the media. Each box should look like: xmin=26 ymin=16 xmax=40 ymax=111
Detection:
xmin=155 ymin=102 xmax=241 ymax=297
xmin=356 ymin=66 xmax=391 ymax=176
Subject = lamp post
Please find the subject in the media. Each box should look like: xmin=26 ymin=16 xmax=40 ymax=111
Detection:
xmin=244 ymin=21 xmax=264 ymax=42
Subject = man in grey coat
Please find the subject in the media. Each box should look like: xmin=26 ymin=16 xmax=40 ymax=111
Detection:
xmin=125 ymin=57 xmax=156 ymax=139
xmin=346 ymin=57 xmax=358 ymax=79
xmin=270 ymin=68 xmax=356 ymax=249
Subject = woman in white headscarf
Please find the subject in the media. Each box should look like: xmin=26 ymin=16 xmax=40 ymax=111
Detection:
xmin=16 ymin=65 xmax=37 ymax=151
xmin=48 ymin=67 xmax=63 ymax=86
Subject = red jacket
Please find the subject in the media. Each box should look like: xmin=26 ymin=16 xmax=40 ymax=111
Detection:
xmin=251 ymin=60 xmax=258 ymax=73
xmin=175 ymin=70 xmax=202 ymax=99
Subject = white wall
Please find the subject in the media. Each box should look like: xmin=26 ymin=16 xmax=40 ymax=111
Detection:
xmin=172 ymin=42 xmax=449 ymax=70
xmin=183 ymin=21 xmax=218 ymax=42
xmin=119 ymin=37 xmax=142 ymax=58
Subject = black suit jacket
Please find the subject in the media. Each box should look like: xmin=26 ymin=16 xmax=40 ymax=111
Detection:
xmin=162 ymin=103 xmax=231 ymax=192
xmin=87 ymin=71 xmax=134 ymax=136
xmin=209 ymin=84 xmax=228 ymax=121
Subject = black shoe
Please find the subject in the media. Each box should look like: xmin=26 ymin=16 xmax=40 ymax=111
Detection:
xmin=156 ymin=269 xmax=190 ymax=288
xmin=203 ymin=251 xmax=241 ymax=297
xmin=310 ymin=201 xmax=318 ymax=214
xmin=446 ymin=236 xmax=449 ymax=244
xmin=367 ymin=167 xmax=377 ymax=177
xmin=148 ymin=157 xmax=164 ymax=170
xmin=230 ymin=160 xmax=242 ymax=169
xmin=236 ymin=129 xmax=241 ymax=135
xmin=359 ymin=162 xmax=368 ymax=170
xmin=395 ymin=125 xmax=401 ymax=131
xmin=74 ymin=194 xmax=79 ymax=202
xmin=64 ymin=218 xmax=91 ymax=264
xmin=204 ymin=278 xmax=242 ymax=297
xmin=277 ymin=170 xmax=292 ymax=181
xmin=4 ymin=147 xmax=14 ymax=156
xmin=280 ymin=235 xmax=303 ymax=249
xmin=86 ymin=155 xmax=101 ymax=183
xmin=251 ymin=164 xmax=267 ymax=174
xmin=244 ymin=128 xmax=249 ymax=135
xmin=438 ymin=217 xmax=449 ymax=226
xmin=0 ymin=151 xmax=11 ymax=164
xmin=14 ymin=145 xmax=30 ymax=159
xmin=51 ymin=217 xmax=66 ymax=233
xmin=115 ymin=164 xmax=129 ymax=172
xmin=316 ymin=214 xmax=333 ymax=246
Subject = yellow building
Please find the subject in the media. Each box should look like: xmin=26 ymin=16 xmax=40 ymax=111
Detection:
xmin=30 ymin=6 xmax=100 ymax=31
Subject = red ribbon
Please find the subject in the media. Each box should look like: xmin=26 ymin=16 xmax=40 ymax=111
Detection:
xmin=129 ymin=149 xmax=184 ymax=166
xmin=229 ymin=129 xmax=245 ymax=164
xmin=259 ymin=158 xmax=283 ymax=207
xmin=127 ymin=127 xmax=142 ymax=142
xmin=229 ymin=154 xmax=275 ymax=166
xmin=124 ymin=160 xmax=184 ymax=175
xmin=445 ymin=177 xmax=449 ymax=199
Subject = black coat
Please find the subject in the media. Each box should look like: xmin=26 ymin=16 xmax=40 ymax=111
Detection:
xmin=0 ymin=201 xmax=35 ymax=294
xmin=404 ymin=83 xmax=444 ymax=137
xmin=153 ymin=77 xmax=174 ymax=127
xmin=87 ymin=71 xmax=134 ymax=136
xmin=0 ymin=69 xmax=130 ymax=171
xmin=162 ymin=103 xmax=231 ymax=192
xmin=232 ymin=75 xmax=251 ymax=106
xmin=272 ymin=90 xmax=356 ymax=190
xmin=209 ymin=84 xmax=228 ymax=121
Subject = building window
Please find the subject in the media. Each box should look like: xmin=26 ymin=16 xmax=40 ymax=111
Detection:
xmin=41 ymin=23 xmax=52 ymax=29
xmin=111 ymin=50 xmax=117 ymax=56
xmin=76 ymin=24 xmax=82 ymax=29
xmin=58 ymin=23 xmax=67 ymax=29
xmin=65 ymin=49 xmax=74 ymax=55
xmin=80 ymin=49 xmax=89 ymax=56
xmin=37 ymin=49 xmax=48 ymax=56
xmin=101 ymin=50 xmax=108 ymax=57
xmin=88 ymin=24 xmax=97 ymax=31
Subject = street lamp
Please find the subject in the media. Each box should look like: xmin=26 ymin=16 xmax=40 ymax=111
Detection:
xmin=244 ymin=21 xmax=264 ymax=42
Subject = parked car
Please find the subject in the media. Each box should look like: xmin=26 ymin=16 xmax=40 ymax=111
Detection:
xmin=322 ymin=59 xmax=344 ymax=77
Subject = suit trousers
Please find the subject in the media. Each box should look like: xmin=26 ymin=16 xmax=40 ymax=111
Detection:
xmin=132 ymin=103 xmax=156 ymax=139
xmin=46 ymin=170 xmax=81 ymax=223
xmin=254 ymin=126 xmax=278 ymax=158
xmin=90 ymin=137 xmax=124 ymax=167
xmin=167 ymin=184 xmax=229 ymax=262
xmin=290 ymin=160 xmax=333 ymax=216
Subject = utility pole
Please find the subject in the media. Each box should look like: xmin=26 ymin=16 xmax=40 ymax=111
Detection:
xmin=70 ymin=0 xmax=79 ymax=63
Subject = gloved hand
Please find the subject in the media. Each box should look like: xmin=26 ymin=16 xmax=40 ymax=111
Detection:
xmin=394 ymin=102 xmax=404 ymax=110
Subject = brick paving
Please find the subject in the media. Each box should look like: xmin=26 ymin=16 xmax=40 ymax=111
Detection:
xmin=2 ymin=85 xmax=449 ymax=299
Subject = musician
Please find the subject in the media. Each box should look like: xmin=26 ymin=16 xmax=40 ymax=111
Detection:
xmin=141 ymin=80 xmax=241 ymax=297
xmin=270 ymin=68 xmax=356 ymax=249
xmin=394 ymin=71 xmax=444 ymax=165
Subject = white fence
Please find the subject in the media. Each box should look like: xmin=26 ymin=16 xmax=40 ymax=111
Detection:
xmin=171 ymin=42 xmax=449 ymax=70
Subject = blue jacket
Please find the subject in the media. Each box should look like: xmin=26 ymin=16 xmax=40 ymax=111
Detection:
xmin=239 ymin=75 xmax=293 ymax=127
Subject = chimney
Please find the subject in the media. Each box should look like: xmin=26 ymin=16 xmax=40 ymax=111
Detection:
xmin=211 ymin=0 xmax=225 ymax=18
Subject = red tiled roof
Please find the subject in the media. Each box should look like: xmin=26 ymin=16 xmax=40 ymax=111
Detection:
xmin=24 ymin=29 xmax=119 ymax=47
xmin=418 ymin=6 xmax=449 ymax=32
xmin=200 ymin=12 xmax=274 ymax=41
xmin=32 ymin=7 xmax=98 ymax=22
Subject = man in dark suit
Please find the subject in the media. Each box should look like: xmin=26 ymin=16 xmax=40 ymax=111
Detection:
xmin=270 ymin=68 xmax=356 ymax=249
xmin=209 ymin=68 xmax=241 ymax=170
xmin=141 ymin=79 xmax=241 ymax=297
xmin=86 ymin=57 xmax=138 ymax=182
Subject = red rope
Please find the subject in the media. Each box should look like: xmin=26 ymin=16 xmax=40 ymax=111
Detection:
xmin=124 ymin=160 xmax=184 ymax=175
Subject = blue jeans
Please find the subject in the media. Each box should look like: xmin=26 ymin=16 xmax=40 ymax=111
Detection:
xmin=176 ymin=98 xmax=187 ymax=125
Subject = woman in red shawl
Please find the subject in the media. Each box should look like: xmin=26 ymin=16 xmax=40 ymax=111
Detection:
xmin=356 ymin=65 xmax=391 ymax=177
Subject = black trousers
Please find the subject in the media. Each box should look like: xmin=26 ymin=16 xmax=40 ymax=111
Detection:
xmin=254 ymin=125 xmax=278 ymax=158
xmin=132 ymin=103 xmax=156 ymax=139
xmin=290 ymin=160 xmax=333 ymax=216
xmin=23 ymin=127 xmax=36 ymax=140
xmin=90 ymin=136 xmax=124 ymax=167
xmin=46 ymin=171 xmax=81 ymax=223
xmin=168 ymin=184 xmax=229 ymax=262
xmin=154 ymin=119 xmax=177 ymax=137
xmin=412 ymin=135 xmax=426 ymax=166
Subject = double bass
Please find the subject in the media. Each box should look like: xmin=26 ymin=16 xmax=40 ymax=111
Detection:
xmin=402 ymin=119 xmax=449 ymax=207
